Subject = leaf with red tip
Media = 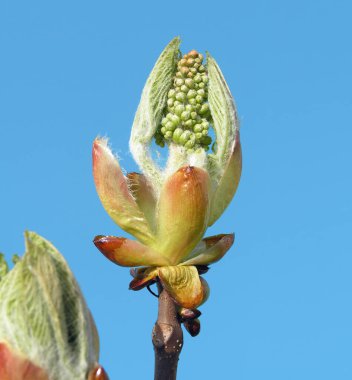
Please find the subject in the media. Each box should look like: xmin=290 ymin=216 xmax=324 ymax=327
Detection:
xmin=0 ymin=343 xmax=49 ymax=380
xmin=92 ymin=138 xmax=155 ymax=245
xmin=94 ymin=236 xmax=169 ymax=267
xmin=130 ymin=266 xmax=154 ymax=279
xmin=181 ymin=233 xmax=234 ymax=266
xmin=126 ymin=172 xmax=157 ymax=231
xmin=129 ymin=267 xmax=158 ymax=290
xmin=156 ymin=166 xmax=210 ymax=265
xmin=158 ymin=266 xmax=209 ymax=309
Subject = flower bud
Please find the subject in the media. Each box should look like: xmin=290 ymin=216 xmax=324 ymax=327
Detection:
xmin=93 ymin=38 xmax=242 ymax=325
xmin=155 ymin=49 xmax=211 ymax=151
xmin=129 ymin=38 xmax=241 ymax=224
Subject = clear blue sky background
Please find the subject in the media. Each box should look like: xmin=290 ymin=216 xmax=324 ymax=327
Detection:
xmin=1 ymin=1 xmax=351 ymax=379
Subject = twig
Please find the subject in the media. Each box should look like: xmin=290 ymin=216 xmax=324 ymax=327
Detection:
xmin=152 ymin=283 xmax=183 ymax=380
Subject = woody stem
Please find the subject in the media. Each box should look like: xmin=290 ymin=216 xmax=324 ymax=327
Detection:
xmin=152 ymin=282 xmax=183 ymax=380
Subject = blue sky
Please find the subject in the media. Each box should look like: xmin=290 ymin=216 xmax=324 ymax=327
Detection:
xmin=1 ymin=0 xmax=351 ymax=379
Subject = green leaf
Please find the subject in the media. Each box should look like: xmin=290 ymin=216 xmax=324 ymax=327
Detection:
xmin=158 ymin=266 xmax=209 ymax=309
xmin=207 ymin=54 xmax=240 ymax=181
xmin=0 ymin=253 xmax=9 ymax=282
xmin=181 ymin=233 xmax=234 ymax=266
xmin=0 ymin=231 xmax=99 ymax=380
xmin=12 ymin=254 xmax=21 ymax=265
xmin=130 ymin=37 xmax=181 ymax=190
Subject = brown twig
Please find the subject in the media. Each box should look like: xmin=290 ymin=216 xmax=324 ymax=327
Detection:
xmin=152 ymin=283 xmax=183 ymax=380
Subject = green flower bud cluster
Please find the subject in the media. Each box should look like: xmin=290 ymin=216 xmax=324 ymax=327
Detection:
xmin=154 ymin=50 xmax=212 ymax=150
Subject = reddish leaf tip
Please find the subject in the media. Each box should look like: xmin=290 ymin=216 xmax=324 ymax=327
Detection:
xmin=93 ymin=235 xmax=128 ymax=264
xmin=88 ymin=365 xmax=110 ymax=380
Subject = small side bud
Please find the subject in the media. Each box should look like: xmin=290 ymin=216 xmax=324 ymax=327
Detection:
xmin=179 ymin=307 xmax=202 ymax=321
xmin=195 ymin=265 xmax=210 ymax=275
xmin=183 ymin=318 xmax=201 ymax=337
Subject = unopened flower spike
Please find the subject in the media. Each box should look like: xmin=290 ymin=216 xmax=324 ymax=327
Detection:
xmin=93 ymin=38 xmax=242 ymax=339
xmin=0 ymin=232 xmax=109 ymax=380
